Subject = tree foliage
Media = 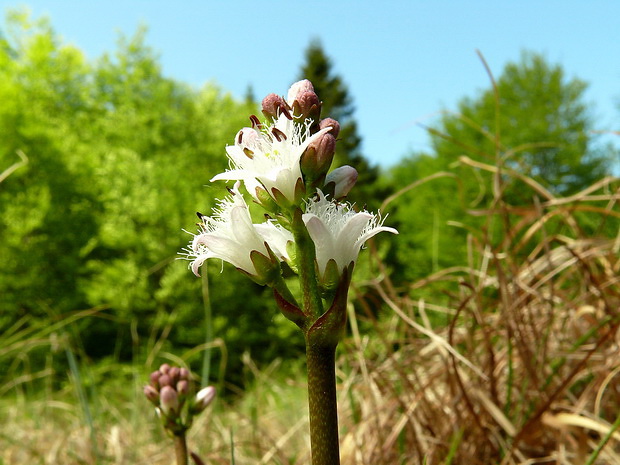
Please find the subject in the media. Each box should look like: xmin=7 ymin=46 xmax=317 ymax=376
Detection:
xmin=384 ymin=52 xmax=616 ymax=284
xmin=0 ymin=12 xmax=300 ymax=383
xmin=433 ymin=52 xmax=611 ymax=197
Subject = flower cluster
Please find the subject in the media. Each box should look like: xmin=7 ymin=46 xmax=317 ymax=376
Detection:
xmin=182 ymin=79 xmax=397 ymax=330
xmin=144 ymin=363 xmax=216 ymax=436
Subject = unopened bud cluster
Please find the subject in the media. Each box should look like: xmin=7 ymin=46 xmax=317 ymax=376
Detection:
xmin=144 ymin=363 xmax=216 ymax=436
xmin=261 ymin=80 xmax=351 ymax=194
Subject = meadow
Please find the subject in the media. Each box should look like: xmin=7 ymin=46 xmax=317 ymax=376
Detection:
xmin=1 ymin=12 xmax=619 ymax=465
xmin=2 ymin=159 xmax=619 ymax=464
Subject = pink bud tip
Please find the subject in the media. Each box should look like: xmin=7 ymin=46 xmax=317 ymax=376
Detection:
xmin=158 ymin=374 xmax=172 ymax=387
xmin=149 ymin=371 xmax=160 ymax=386
xmin=160 ymin=385 xmax=179 ymax=416
xmin=325 ymin=165 xmax=358 ymax=199
xmin=194 ymin=386 xmax=216 ymax=412
xmin=262 ymin=93 xmax=288 ymax=119
xmin=169 ymin=366 xmax=180 ymax=383
xmin=177 ymin=380 xmax=190 ymax=396
xmin=287 ymin=79 xmax=315 ymax=104
xmin=320 ymin=118 xmax=340 ymax=138
xmin=143 ymin=385 xmax=160 ymax=404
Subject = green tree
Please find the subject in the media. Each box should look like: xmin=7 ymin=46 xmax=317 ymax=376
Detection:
xmin=0 ymin=11 xmax=98 ymax=325
xmin=0 ymin=12 xmax=297 ymax=386
xmin=383 ymin=52 xmax=615 ymax=284
xmin=433 ymin=52 xmax=612 ymax=198
xmin=297 ymin=39 xmax=380 ymax=205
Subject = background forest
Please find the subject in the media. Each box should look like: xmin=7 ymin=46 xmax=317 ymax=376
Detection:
xmin=1 ymin=11 xmax=619 ymax=465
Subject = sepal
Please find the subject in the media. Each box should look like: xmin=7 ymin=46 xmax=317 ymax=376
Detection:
xmin=274 ymin=288 xmax=307 ymax=329
xmin=242 ymin=242 xmax=284 ymax=286
xmin=249 ymin=249 xmax=277 ymax=285
xmin=271 ymin=187 xmax=291 ymax=209
xmin=306 ymin=265 xmax=352 ymax=348
xmin=255 ymin=185 xmax=280 ymax=213
xmin=319 ymin=258 xmax=342 ymax=296
xmin=293 ymin=176 xmax=307 ymax=205
xmin=285 ymin=241 xmax=298 ymax=274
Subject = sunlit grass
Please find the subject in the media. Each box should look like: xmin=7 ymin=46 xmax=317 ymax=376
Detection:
xmin=3 ymin=169 xmax=619 ymax=464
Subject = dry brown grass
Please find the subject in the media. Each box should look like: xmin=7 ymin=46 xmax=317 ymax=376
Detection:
xmin=339 ymin=160 xmax=620 ymax=464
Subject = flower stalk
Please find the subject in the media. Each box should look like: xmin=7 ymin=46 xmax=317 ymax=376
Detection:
xmin=305 ymin=340 xmax=340 ymax=465
xmin=174 ymin=434 xmax=189 ymax=465
xmin=181 ymin=79 xmax=397 ymax=465
xmin=291 ymin=207 xmax=324 ymax=321
xmin=144 ymin=365 xmax=216 ymax=465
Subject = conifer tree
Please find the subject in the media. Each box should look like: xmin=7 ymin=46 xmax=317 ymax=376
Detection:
xmin=297 ymin=39 xmax=380 ymax=205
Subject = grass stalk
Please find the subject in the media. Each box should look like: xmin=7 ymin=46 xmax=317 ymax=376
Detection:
xmin=584 ymin=412 xmax=620 ymax=465
xmin=201 ymin=269 xmax=213 ymax=387
xmin=65 ymin=344 xmax=99 ymax=463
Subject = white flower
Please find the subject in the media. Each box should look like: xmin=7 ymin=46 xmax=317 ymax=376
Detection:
xmin=211 ymin=114 xmax=331 ymax=204
xmin=302 ymin=191 xmax=398 ymax=278
xmin=183 ymin=182 xmax=293 ymax=276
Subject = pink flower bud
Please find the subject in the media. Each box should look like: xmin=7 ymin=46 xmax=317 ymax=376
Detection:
xmin=193 ymin=386 xmax=216 ymax=413
xmin=312 ymin=133 xmax=336 ymax=164
xmin=143 ymin=385 xmax=160 ymax=405
xmin=320 ymin=118 xmax=340 ymax=139
xmin=292 ymin=91 xmax=320 ymax=120
xmin=160 ymin=386 xmax=179 ymax=416
xmin=325 ymin=165 xmax=358 ymax=199
xmin=158 ymin=374 xmax=172 ymax=387
xmin=262 ymin=93 xmax=290 ymax=120
xmin=168 ymin=367 xmax=180 ymax=384
xmin=177 ymin=380 xmax=189 ymax=396
xmin=287 ymin=79 xmax=315 ymax=105
xmin=149 ymin=371 xmax=161 ymax=387
xmin=159 ymin=363 xmax=171 ymax=374
xmin=301 ymin=133 xmax=336 ymax=183
xmin=179 ymin=368 xmax=190 ymax=381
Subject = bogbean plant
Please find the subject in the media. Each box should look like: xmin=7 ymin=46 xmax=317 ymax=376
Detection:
xmin=144 ymin=364 xmax=216 ymax=464
xmin=152 ymin=80 xmax=397 ymax=465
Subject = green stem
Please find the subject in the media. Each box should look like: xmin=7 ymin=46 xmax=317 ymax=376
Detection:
xmin=585 ymin=412 xmax=620 ymax=465
xmin=306 ymin=340 xmax=340 ymax=465
xmin=174 ymin=434 xmax=188 ymax=465
xmin=201 ymin=270 xmax=212 ymax=387
xmin=291 ymin=208 xmax=324 ymax=319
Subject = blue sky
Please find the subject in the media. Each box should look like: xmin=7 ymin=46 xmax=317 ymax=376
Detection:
xmin=2 ymin=1 xmax=619 ymax=168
